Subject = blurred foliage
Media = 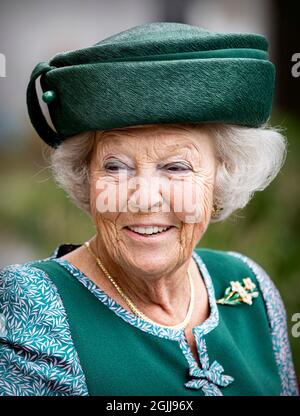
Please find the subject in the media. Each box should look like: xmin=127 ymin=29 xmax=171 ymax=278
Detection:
xmin=0 ymin=111 xmax=299 ymax=377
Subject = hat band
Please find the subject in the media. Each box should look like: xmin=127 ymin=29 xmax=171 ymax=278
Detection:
xmin=76 ymin=48 xmax=268 ymax=64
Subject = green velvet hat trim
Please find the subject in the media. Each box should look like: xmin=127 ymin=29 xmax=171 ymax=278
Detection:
xmin=26 ymin=22 xmax=275 ymax=148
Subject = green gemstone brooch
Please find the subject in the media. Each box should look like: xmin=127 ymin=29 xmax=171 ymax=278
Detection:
xmin=216 ymin=277 xmax=259 ymax=306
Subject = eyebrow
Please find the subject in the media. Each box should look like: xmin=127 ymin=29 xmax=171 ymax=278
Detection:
xmin=102 ymin=148 xmax=193 ymax=162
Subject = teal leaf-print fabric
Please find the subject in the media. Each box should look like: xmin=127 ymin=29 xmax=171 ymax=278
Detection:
xmin=184 ymin=336 xmax=234 ymax=395
xmin=0 ymin=262 xmax=88 ymax=396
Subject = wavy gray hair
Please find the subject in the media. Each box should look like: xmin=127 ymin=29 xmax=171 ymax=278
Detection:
xmin=47 ymin=123 xmax=287 ymax=223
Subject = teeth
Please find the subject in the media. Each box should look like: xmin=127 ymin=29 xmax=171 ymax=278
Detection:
xmin=128 ymin=226 xmax=170 ymax=235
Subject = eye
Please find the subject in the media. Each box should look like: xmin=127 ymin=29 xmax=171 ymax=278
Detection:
xmin=104 ymin=160 xmax=131 ymax=172
xmin=163 ymin=162 xmax=191 ymax=172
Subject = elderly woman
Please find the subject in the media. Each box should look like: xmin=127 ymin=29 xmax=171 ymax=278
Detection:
xmin=0 ymin=22 xmax=298 ymax=396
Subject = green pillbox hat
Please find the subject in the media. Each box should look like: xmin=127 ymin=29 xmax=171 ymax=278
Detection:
xmin=26 ymin=22 xmax=275 ymax=148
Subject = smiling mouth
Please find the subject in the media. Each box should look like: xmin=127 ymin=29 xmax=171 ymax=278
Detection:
xmin=124 ymin=225 xmax=174 ymax=236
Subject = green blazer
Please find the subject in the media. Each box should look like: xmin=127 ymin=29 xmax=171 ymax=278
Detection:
xmin=0 ymin=244 xmax=298 ymax=396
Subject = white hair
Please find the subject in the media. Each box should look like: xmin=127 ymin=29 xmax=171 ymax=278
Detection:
xmin=48 ymin=123 xmax=287 ymax=222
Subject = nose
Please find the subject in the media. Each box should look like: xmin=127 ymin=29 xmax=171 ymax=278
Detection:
xmin=127 ymin=175 xmax=164 ymax=213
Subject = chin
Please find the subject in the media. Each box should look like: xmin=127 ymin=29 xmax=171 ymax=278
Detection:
xmin=123 ymin=250 xmax=177 ymax=277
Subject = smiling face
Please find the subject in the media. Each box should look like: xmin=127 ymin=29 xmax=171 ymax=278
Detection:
xmin=89 ymin=124 xmax=217 ymax=278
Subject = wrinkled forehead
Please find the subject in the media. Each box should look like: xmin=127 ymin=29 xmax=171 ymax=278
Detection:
xmin=93 ymin=124 xmax=213 ymax=159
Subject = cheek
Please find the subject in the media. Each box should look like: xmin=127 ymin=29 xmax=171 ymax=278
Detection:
xmin=180 ymin=222 xmax=204 ymax=253
xmin=92 ymin=176 xmax=128 ymax=215
xmin=169 ymin=174 xmax=214 ymax=224
xmin=90 ymin=175 xmax=122 ymax=238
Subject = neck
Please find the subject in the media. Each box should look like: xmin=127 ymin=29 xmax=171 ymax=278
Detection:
xmin=89 ymin=236 xmax=193 ymax=324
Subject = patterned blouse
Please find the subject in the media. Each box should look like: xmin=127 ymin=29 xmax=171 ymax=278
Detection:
xmin=0 ymin=243 xmax=298 ymax=396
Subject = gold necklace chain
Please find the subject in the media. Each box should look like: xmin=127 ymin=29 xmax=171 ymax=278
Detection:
xmin=84 ymin=241 xmax=194 ymax=330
